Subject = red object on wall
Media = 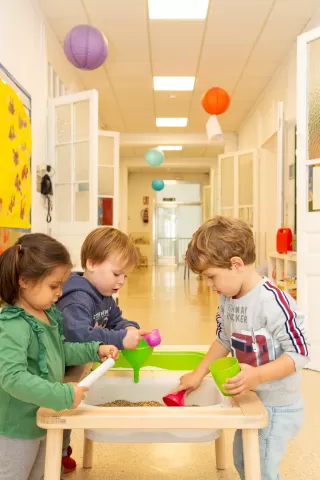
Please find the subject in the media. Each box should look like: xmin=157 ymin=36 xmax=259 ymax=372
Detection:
xmin=141 ymin=208 xmax=149 ymax=223
xmin=276 ymin=228 xmax=293 ymax=254
xmin=102 ymin=198 xmax=113 ymax=226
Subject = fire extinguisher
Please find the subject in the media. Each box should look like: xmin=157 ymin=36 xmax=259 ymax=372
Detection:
xmin=141 ymin=208 xmax=149 ymax=224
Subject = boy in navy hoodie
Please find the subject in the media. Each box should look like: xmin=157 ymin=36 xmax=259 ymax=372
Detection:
xmin=57 ymin=227 xmax=145 ymax=473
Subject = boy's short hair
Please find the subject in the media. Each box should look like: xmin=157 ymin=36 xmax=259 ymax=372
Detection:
xmin=81 ymin=227 xmax=138 ymax=270
xmin=186 ymin=216 xmax=256 ymax=273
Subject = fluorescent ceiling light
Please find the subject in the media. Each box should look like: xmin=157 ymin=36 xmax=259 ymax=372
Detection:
xmin=156 ymin=118 xmax=188 ymax=127
xmin=164 ymin=180 xmax=178 ymax=185
xmin=148 ymin=0 xmax=209 ymax=20
xmin=153 ymin=76 xmax=195 ymax=91
xmin=158 ymin=146 xmax=183 ymax=151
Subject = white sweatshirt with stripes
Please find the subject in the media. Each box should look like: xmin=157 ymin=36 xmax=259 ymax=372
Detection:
xmin=216 ymin=277 xmax=309 ymax=406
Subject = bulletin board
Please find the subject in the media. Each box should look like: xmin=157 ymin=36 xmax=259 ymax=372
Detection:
xmin=0 ymin=64 xmax=31 ymax=254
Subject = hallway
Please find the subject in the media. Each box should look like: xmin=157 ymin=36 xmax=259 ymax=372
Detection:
xmin=120 ymin=266 xmax=218 ymax=346
xmin=69 ymin=267 xmax=319 ymax=480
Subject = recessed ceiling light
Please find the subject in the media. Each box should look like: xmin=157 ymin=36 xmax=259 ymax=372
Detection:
xmin=158 ymin=146 xmax=183 ymax=151
xmin=156 ymin=118 xmax=188 ymax=127
xmin=148 ymin=0 xmax=209 ymax=20
xmin=153 ymin=76 xmax=195 ymax=91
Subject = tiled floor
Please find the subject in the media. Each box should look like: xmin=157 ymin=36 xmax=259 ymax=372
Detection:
xmin=67 ymin=267 xmax=319 ymax=479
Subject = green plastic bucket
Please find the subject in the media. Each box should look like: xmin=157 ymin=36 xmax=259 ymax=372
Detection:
xmin=92 ymin=350 xmax=205 ymax=372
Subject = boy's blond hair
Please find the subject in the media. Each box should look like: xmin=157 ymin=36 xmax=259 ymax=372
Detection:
xmin=81 ymin=227 xmax=138 ymax=270
xmin=186 ymin=216 xmax=256 ymax=273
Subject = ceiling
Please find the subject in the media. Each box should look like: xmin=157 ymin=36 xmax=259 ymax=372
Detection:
xmin=40 ymin=0 xmax=318 ymax=137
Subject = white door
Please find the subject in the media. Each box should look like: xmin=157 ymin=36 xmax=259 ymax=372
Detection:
xmin=155 ymin=205 xmax=178 ymax=265
xmin=297 ymin=27 xmax=320 ymax=371
xmin=98 ymin=130 xmax=120 ymax=228
xmin=48 ymin=90 xmax=99 ymax=269
xmin=218 ymin=150 xmax=259 ymax=256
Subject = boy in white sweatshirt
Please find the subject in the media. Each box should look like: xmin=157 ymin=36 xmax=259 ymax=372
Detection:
xmin=174 ymin=216 xmax=309 ymax=480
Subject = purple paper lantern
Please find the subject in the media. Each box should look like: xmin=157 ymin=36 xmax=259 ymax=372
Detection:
xmin=64 ymin=25 xmax=108 ymax=71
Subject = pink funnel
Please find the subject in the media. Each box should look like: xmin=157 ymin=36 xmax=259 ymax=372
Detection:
xmin=162 ymin=390 xmax=187 ymax=407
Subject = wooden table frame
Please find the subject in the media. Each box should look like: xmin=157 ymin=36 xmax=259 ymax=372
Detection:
xmin=37 ymin=391 xmax=267 ymax=480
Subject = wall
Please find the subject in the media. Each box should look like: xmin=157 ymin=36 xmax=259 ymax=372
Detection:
xmin=0 ymin=0 xmax=82 ymax=235
xmin=0 ymin=0 xmax=47 ymax=233
xmin=237 ymin=56 xmax=293 ymax=251
xmin=155 ymin=183 xmax=201 ymax=203
xmin=119 ymin=156 xmax=218 ymax=235
xmin=237 ymin=7 xmax=320 ymax=246
xmin=127 ymin=172 xmax=209 ymax=264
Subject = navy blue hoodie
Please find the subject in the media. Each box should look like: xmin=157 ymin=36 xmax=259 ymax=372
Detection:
xmin=57 ymin=273 xmax=140 ymax=349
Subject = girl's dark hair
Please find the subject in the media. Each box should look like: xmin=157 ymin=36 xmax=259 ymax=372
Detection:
xmin=0 ymin=233 xmax=72 ymax=305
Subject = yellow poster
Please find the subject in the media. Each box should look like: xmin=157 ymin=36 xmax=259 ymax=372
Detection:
xmin=0 ymin=79 xmax=32 ymax=229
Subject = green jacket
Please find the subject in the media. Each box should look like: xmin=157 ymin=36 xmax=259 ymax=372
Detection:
xmin=0 ymin=305 xmax=101 ymax=439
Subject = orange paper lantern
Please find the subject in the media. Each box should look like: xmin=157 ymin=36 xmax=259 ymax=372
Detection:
xmin=201 ymin=87 xmax=230 ymax=115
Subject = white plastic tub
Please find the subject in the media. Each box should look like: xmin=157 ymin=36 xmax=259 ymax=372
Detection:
xmin=83 ymin=370 xmax=229 ymax=443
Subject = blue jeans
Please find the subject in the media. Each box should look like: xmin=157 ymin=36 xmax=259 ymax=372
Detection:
xmin=233 ymin=398 xmax=304 ymax=480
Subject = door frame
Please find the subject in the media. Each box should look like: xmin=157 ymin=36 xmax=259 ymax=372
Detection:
xmin=297 ymin=26 xmax=320 ymax=370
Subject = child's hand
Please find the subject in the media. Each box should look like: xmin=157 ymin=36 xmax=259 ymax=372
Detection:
xmin=125 ymin=327 xmax=150 ymax=335
xmin=98 ymin=345 xmax=119 ymax=361
xmin=123 ymin=328 xmax=141 ymax=349
xmin=70 ymin=383 xmax=89 ymax=409
xmin=223 ymin=363 xmax=260 ymax=397
xmin=170 ymin=371 xmax=203 ymax=396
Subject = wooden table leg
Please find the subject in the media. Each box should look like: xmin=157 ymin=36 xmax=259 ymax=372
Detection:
xmin=83 ymin=435 xmax=94 ymax=469
xmin=242 ymin=429 xmax=261 ymax=480
xmin=215 ymin=431 xmax=226 ymax=470
xmin=44 ymin=429 xmax=63 ymax=480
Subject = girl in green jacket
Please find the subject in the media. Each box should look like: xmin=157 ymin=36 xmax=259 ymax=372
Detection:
xmin=0 ymin=233 xmax=119 ymax=480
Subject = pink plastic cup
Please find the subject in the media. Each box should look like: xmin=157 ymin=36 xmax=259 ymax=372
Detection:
xmin=142 ymin=329 xmax=161 ymax=347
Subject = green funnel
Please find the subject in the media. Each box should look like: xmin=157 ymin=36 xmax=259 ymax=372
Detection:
xmin=122 ymin=338 xmax=154 ymax=383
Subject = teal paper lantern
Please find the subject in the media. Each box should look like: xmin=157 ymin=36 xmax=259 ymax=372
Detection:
xmin=145 ymin=148 xmax=164 ymax=167
xmin=152 ymin=179 xmax=165 ymax=191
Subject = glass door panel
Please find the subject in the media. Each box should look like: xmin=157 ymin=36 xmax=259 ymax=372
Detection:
xmin=156 ymin=207 xmax=177 ymax=265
